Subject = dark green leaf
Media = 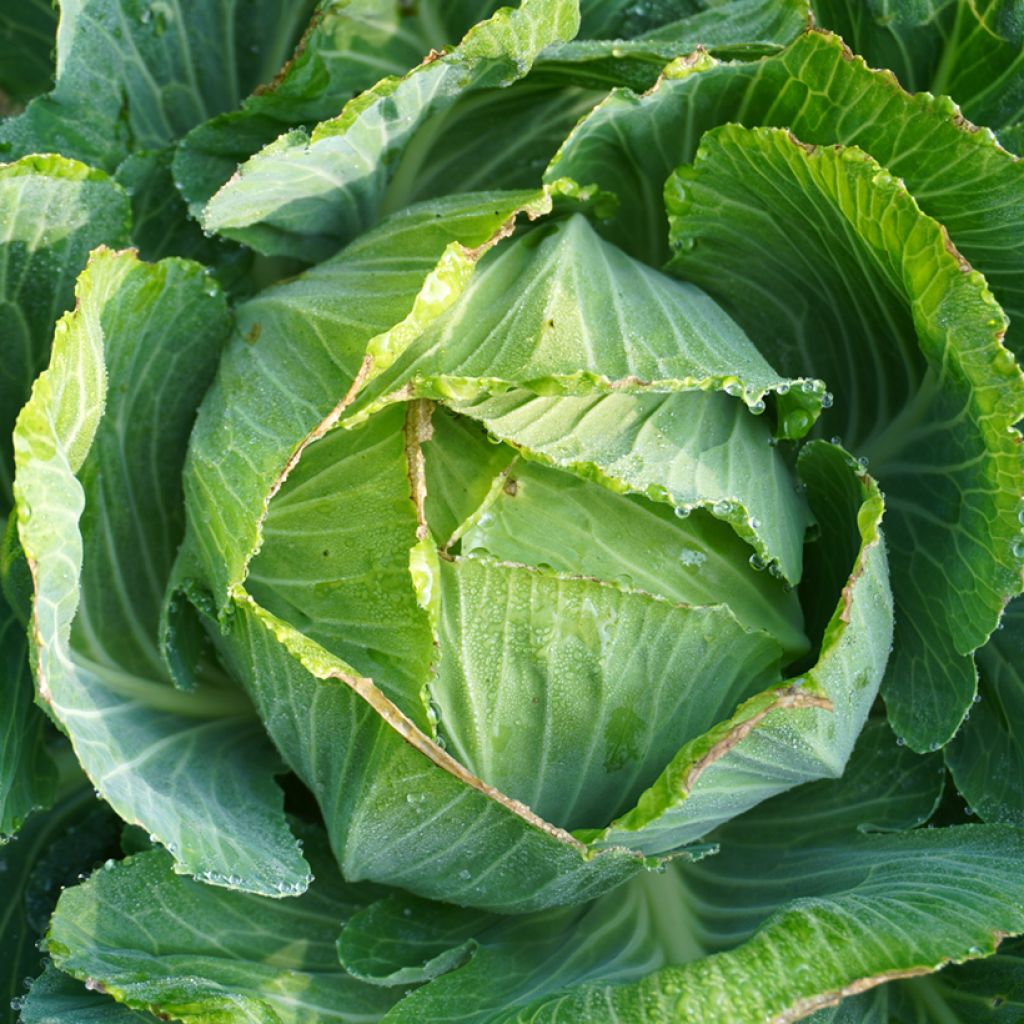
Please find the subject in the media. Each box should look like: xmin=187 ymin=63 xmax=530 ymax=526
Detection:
xmin=946 ymin=597 xmax=1024 ymax=825
xmin=665 ymin=123 xmax=1024 ymax=751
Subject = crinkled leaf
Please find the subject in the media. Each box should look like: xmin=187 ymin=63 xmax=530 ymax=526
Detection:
xmin=0 ymin=0 xmax=315 ymax=170
xmin=665 ymin=123 xmax=1024 ymax=751
xmin=449 ymin=388 xmax=811 ymax=585
xmin=459 ymin=456 xmax=807 ymax=655
xmin=44 ymin=832 xmax=402 ymax=1024
xmin=590 ymin=441 xmax=891 ymax=853
xmin=946 ymin=597 xmax=1024 ymax=825
xmin=201 ymin=0 xmax=581 ymax=258
xmin=548 ymin=29 xmax=1024 ymax=359
xmin=13 ymin=247 xmax=309 ymax=896
xmin=812 ymin=0 xmax=1024 ymax=151
xmin=0 ymin=154 xmax=130 ymax=509
xmin=350 ymin=213 xmax=823 ymax=581
xmin=183 ymin=188 xmax=552 ymax=620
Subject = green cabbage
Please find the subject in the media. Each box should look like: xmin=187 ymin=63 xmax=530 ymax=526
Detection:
xmin=3 ymin=2 xmax=1024 ymax=1022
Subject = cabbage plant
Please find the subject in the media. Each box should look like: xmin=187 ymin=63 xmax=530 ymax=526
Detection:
xmin=2 ymin=1 xmax=1024 ymax=1022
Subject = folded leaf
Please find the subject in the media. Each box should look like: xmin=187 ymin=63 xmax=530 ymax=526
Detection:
xmin=184 ymin=188 xmax=553 ymax=616
xmin=548 ymin=29 xmax=1024 ymax=356
xmin=591 ymin=441 xmax=891 ymax=853
xmin=431 ymin=553 xmax=783 ymax=830
xmin=0 ymin=155 xmax=130 ymax=508
xmin=201 ymin=0 xmax=581 ymax=258
xmin=13 ymin=247 xmax=309 ymax=896
xmin=666 ymin=123 xmax=1024 ymax=751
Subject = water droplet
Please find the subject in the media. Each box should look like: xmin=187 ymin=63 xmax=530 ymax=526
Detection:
xmin=748 ymin=553 xmax=767 ymax=572
xmin=994 ymin=348 xmax=1017 ymax=375
xmin=821 ymin=391 xmax=834 ymax=409
xmin=973 ymin=693 xmax=982 ymax=704
xmin=896 ymin=737 xmax=905 ymax=746
xmin=775 ymin=382 xmax=790 ymax=395
xmin=749 ymin=398 xmax=766 ymax=415
xmin=712 ymin=499 xmax=732 ymax=517
xmin=673 ymin=506 xmax=690 ymax=519
xmin=783 ymin=408 xmax=813 ymax=436
xmin=666 ymin=176 xmax=689 ymax=209
xmin=747 ymin=516 xmax=761 ymax=530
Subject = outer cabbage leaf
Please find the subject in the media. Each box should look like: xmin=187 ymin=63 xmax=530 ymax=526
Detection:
xmin=1 ymin=765 xmax=123 ymax=1024
xmin=376 ymin=725 xmax=1023 ymax=1024
xmin=0 ymin=584 xmax=56 ymax=841
xmin=547 ymin=29 xmax=1024 ymax=360
xmin=0 ymin=155 xmax=130 ymax=508
xmin=43 ymin=829 xmax=403 ymax=1024
xmin=0 ymin=0 xmax=315 ymax=171
xmin=577 ymin=0 xmax=807 ymax=41
xmin=945 ymin=596 xmax=1024 ymax=826
xmin=200 ymin=0 xmax=581 ymax=259
xmin=0 ymin=0 xmax=57 ymax=105
xmin=890 ymin=938 xmax=1024 ymax=1022
xmin=13 ymin=247 xmax=309 ymax=896
xmin=0 ymin=155 xmax=130 ymax=839
xmin=665 ymin=124 xmax=1024 ymax=752
xmin=20 ymin=967 xmax=162 ymax=1024
xmin=812 ymin=0 xmax=1024 ymax=152
xmin=173 ymin=0 xmax=516 ymax=217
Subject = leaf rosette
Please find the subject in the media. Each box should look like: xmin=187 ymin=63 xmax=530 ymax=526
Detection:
xmin=177 ymin=182 xmax=893 ymax=912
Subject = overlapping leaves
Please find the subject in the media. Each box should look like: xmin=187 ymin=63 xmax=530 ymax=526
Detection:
xmin=3 ymin=1 xmax=1024 ymax=1022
